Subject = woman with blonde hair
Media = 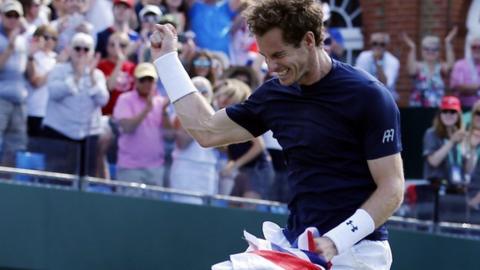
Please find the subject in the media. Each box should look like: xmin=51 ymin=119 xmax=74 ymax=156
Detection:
xmin=214 ymin=79 xmax=274 ymax=200
xmin=403 ymin=27 xmax=457 ymax=107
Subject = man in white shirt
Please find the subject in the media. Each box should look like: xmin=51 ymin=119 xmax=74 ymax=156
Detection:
xmin=355 ymin=32 xmax=400 ymax=100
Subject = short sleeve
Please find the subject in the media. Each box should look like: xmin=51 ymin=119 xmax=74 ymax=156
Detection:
xmin=225 ymin=90 xmax=268 ymax=137
xmin=422 ymin=128 xmax=442 ymax=157
xmin=362 ymin=82 xmax=402 ymax=160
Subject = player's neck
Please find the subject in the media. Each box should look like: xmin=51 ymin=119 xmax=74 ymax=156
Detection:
xmin=300 ymin=49 xmax=332 ymax=86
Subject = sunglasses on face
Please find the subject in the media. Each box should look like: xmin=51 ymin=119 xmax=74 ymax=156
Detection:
xmin=73 ymin=46 xmax=90 ymax=53
xmin=193 ymin=59 xmax=211 ymax=67
xmin=472 ymin=45 xmax=480 ymax=51
xmin=4 ymin=12 xmax=20 ymax=19
xmin=142 ymin=15 xmax=158 ymax=23
xmin=138 ymin=76 xmax=155 ymax=83
xmin=371 ymin=41 xmax=386 ymax=48
xmin=43 ymin=35 xmax=57 ymax=41
xmin=475 ymin=111 xmax=480 ymax=116
xmin=441 ymin=109 xmax=457 ymax=114
xmin=423 ymin=47 xmax=439 ymax=53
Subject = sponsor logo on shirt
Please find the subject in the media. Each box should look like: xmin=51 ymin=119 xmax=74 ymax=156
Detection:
xmin=382 ymin=129 xmax=395 ymax=143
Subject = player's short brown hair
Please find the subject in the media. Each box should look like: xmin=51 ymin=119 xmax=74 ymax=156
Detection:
xmin=243 ymin=0 xmax=324 ymax=47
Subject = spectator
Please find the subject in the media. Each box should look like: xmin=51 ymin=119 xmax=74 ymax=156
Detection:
xmin=187 ymin=50 xmax=216 ymax=86
xmin=42 ymin=32 xmax=109 ymax=176
xmin=20 ymin=0 xmax=50 ymax=36
xmin=403 ymin=27 xmax=457 ymax=107
xmin=355 ymin=32 xmax=400 ymax=100
xmin=95 ymin=0 xmax=138 ymax=59
xmin=136 ymin=4 xmax=162 ymax=63
xmin=97 ymin=31 xmax=136 ymax=115
xmin=51 ymin=0 xmax=93 ymax=52
xmin=464 ymin=100 xmax=480 ymax=210
xmin=25 ymin=24 xmax=58 ymax=137
xmin=161 ymin=0 xmax=188 ymax=33
xmin=450 ymin=35 xmax=480 ymax=108
xmin=169 ymin=76 xmax=219 ymax=204
xmin=49 ymin=0 xmax=67 ymax=21
xmin=222 ymin=65 xmax=260 ymax=90
xmin=0 ymin=0 xmax=28 ymax=163
xmin=96 ymin=31 xmax=136 ymax=178
xmin=423 ymin=96 xmax=470 ymax=186
xmin=113 ymin=63 xmax=170 ymax=189
xmin=187 ymin=0 xmax=245 ymax=57
xmin=214 ymin=79 xmax=274 ymax=200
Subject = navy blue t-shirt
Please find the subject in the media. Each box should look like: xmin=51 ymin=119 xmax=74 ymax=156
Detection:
xmin=226 ymin=60 xmax=402 ymax=242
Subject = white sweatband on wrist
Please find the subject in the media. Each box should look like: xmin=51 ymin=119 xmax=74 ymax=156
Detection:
xmin=323 ymin=209 xmax=375 ymax=254
xmin=153 ymin=51 xmax=197 ymax=103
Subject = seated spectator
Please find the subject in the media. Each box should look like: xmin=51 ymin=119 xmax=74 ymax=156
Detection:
xmin=355 ymin=32 xmax=400 ymax=100
xmin=450 ymin=35 xmax=480 ymax=108
xmin=113 ymin=63 xmax=170 ymax=189
xmin=169 ymin=76 xmax=219 ymax=204
xmin=25 ymin=24 xmax=58 ymax=137
xmin=0 ymin=0 xmax=29 ymax=163
xmin=214 ymin=79 xmax=274 ymax=200
xmin=403 ymin=27 xmax=457 ymax=107
xmin=187 ymin=0 xmax=245 ymax=57
xmin=463 ymin=100 xmax=480 ymax=209
xmin=423 ymin=96 xmax=471 ymax=187
xmin=42 ymin=32 xmax=109 ymax=176
xmin=95 ymin=0 xmax=138 ymax=59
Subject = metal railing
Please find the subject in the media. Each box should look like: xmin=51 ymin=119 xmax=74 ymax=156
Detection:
xmin=2 ymin=165 xmax=480 ymax=239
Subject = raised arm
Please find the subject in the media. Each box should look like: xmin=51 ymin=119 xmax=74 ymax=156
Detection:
xmin=401 ymin=32 xmax=418 ymax=76
xmin=151 ymin=24 xmax=253 ymax=147
xmin=443 ymin=26 xmax=457 ymax=72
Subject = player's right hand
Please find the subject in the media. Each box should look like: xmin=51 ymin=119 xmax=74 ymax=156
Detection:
xmin=150 ymin=23 xmax=178 ymax=60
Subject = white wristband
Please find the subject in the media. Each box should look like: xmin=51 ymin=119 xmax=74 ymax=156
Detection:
xmin=323 ymin=209 xmax=375 ymax=254
xmin=153 ymin=51 xmax=197 ymax=103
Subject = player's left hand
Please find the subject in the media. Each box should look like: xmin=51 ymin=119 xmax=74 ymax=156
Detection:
xmin=314 ymin=236 xmax=338 ymax=261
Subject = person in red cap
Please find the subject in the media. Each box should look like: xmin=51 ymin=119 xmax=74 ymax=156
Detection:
xmin=95 ymin=0 xmax=138 ymax=58
xmin=423 ymin=95 xmax=471 ymax=192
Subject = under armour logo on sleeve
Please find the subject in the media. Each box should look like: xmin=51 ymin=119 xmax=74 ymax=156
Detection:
xmin=382 ymin=129 xmax=395 ymax=143
xmin=346 ymin=220 xmax=358 ymax=232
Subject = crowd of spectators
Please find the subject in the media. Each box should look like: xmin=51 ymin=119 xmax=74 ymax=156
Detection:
xmin=3 ymin=0 xmax=480 ymax=214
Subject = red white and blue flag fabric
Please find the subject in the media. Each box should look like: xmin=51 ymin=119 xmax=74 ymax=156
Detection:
xmin=212 ymin=221 xmax=330 ymax=270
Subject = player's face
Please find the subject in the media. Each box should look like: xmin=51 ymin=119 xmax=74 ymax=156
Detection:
xmin=256 ymin=28 xmax=311 ymax=86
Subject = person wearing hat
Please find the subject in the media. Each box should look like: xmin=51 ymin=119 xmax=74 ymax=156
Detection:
xmin=423 ymin=96 xmax=471 ymax=187
xmin=95 ymin=0 xmax=138 ymax=58
xmin=0 ymin=0 xmax=29 ymax=163
xmin=137 ymin=4 xmax=162 ymax=63
xmin=113 ymin=63 xmax=170 ymax=191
